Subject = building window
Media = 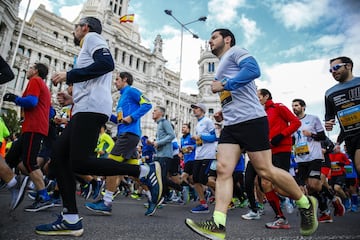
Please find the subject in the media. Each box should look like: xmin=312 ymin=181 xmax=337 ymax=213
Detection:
xmin=114 ymin=48 xmax=118 ymax=61
xmin=53 ymin=31 xmax=58 ymax=38
xmin=136 ymin=58 xmax=140 ymax=70
xmin=209 ymin=108 xmax=214 ymax=114
xmin=25 ymin=49 xmax=31 ymax=57
xmin=17 ymin=45 xmax=24 ymax=55
xmin=38 ymin=52 xmax=42 ymax=61
xmin=129 ymin=55 xmax=133 ymax=66
xmin=122 ymin=51 xmax=126 ymax=63
xmin=64 ymin=36 xmax=69 ymax=42
xmin=143 ymin=62 xmax=146 ymax=73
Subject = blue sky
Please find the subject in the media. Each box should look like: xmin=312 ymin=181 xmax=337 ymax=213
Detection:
xmin=19 ymin=0 xmax=360 ymax=139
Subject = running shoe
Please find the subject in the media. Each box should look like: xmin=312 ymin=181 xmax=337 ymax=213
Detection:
xmin=351 ymin=204 xmax=358 ymax=212
xmin=318 ymin=211 xmax=333 ymax=223
xmin=298 ymin=196 xmax=318 ymax=236
xmin=182 ymin=186 xmax=190 ymax=204
xmin=332 ymin=196 xmax=345 ymax=216
xmin=191 ymin=204 xmax=209 ymax=214
xmin=241 ymin=210 xmax=260 ymax=220
xmin=185 ymin=217 xmax=226 ymax=240
xmin=265 ymin=217 xmax=291 ymax=229
xmin=9 ymin=175 xmax=29 ymax=210
xmin=92 ymin=180 xmax=103 ymax=200
xmin=140 ymin=162 xmax=163 ymax=205
xmin=344 ymin=198 xmax=351 ymax=211
xmin=24 ymin=198 xmax=54 ymax=212
xmin=80 ymin=183 xmax=92 ymax=200
xmin=238 ymin=199 xmax=249 ymax=208
xmin=27 ymin=190 xmax=38 ymax=200
xmin=84 ymin=199 xmax=112 ymax=215
xmin=50 ymin=197 xmax=62 ymax=207
xmin=35 ymin=213 xmax=83 ymax=236
xmin=0 ymin=179 xmax=6 ymax=190
xmin=145 ymin=197 xmax=164 ymax=216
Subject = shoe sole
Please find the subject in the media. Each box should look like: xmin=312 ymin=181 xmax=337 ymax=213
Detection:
xmin=191 ymin=210 xmax=210 ymax=214
xmin=265 ymin=224 xmax=291 ymax=229
xmin=85 ymin=205 xmax=112 ymax=216
xmin=185 ymin=218 xmax=225 ymax=240
xmin=35 ymin=229 xmax=84 ymax=237
xmin=300 ymin=196 xmax=319 ymax=236
xmin=24 ymin=203 xmax=55 ymax=212
xmin=11 ymin=176 xmax=30 ymax=210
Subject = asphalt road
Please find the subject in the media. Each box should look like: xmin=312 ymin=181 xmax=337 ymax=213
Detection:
xmin=1 ymin=190 xmax=360 ymax=240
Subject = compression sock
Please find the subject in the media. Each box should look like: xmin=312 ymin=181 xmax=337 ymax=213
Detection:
xmin=296 ymin=194 xmax=310 ymax=209
xmin=213 ymin=210 xmax=226 ymax=227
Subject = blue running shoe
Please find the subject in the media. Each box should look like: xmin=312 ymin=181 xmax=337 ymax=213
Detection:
xmin=141 ymin=162 xmax=163 ymax=205
xmin=35 ymin=213 xmax=83 ymax=236
xmin=85 ymin=199 xmax=112 ymax=215
xmin=24 ymin=198 xmax=54 ymax=212
xmin=92 ymin=180 xmax=104 ymax=200
xmin=145 ymin=197 xmax=164 ymax=216
xmin=191 ymin=204 xmax=209 ymax=214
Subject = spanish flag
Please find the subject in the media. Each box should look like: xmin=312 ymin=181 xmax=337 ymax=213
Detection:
xmin=120 ymin=14 xmax=135 ymax=23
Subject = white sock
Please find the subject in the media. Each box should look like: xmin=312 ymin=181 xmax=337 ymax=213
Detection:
xmin=62 ymin=214 xmax=80 ymax=223
xmin=7 ymin=176 xmax=17 ymax=188
xmin=103 ymin=190 xmax=114 ymax=205
xmin=139 ymin=165 xmax=150 ymax=179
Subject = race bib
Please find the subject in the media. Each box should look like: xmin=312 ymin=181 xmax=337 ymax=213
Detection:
xmin=337 ymin=105 xmax=360 ymax=132
xmin=294 ymin=142 xmax=310 ymax=156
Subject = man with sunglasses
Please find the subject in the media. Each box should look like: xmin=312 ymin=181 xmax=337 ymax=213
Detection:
xmin=325 ymin=56 xmax=360 ymax=175
xmin=35 ymin=17 xmax=163 ymax=237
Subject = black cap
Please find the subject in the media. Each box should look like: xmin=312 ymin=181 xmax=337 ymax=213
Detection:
xmin=79 ymin=17 xmax=102 ymax=34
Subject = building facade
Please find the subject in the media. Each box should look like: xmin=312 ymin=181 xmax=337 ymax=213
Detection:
xmin=0 ymin=0 xmax=220 ymax=139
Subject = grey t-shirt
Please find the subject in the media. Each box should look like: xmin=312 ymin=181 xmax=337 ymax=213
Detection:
xmin=215 ymin=46 xmax=266 ymax=126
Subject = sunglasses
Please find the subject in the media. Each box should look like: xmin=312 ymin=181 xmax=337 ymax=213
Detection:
xmin=329 ymin=63 xmax=347 ymax=73
xmin=74 ymin=23 xmax=86 ymax=29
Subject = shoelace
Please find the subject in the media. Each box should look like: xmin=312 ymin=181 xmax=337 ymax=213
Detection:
xmin=198 ymin=219 xmax=221 ymax=231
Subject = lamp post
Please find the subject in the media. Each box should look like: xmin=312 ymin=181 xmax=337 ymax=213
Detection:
xmin=164 ymin=10 xmax=206 ymax=135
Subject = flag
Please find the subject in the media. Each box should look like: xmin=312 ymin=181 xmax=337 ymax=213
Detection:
xmin=120 ymin=14 xmax=135 ymax=23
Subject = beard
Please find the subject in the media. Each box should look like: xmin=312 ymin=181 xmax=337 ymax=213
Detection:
xmin=73 ymin=32 xmax=81 ymax=46
xmin=211 ymin=41 xmax=225 ymax=57
xmin=335 ymin=71 xmax=349 ymax=83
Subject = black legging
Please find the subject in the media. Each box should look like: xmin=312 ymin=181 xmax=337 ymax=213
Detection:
xmin=244 ymin=161 xmax=258 ymax=212
xmin=52 ymin=112 xmax=141 ymax=213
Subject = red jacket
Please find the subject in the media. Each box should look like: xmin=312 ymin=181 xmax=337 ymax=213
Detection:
xmin=329 ymin=152 xmax=351 ymax=176
xmin=265 ymin=100 xmax=301 ymax=154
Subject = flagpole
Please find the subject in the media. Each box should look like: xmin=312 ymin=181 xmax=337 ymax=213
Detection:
xmin=1 ymin=0 xmax=31 ymax=110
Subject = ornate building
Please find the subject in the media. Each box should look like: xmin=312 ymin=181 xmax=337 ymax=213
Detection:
xmin=0 ymin=0 xmax=219 ymax=138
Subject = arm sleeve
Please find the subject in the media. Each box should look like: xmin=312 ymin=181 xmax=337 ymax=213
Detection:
xmin=110 ymin=114 xmax=118 ymax=124
xmin=66 ymin=48 xmax=114 ymax=84
xmin=14 ymin=95 xmax=38 ymax=108
xmin=324 ymin=94 xmax=336 ymax=121
xmin=156 ymin=121 xmax=176 ymax=146
xmin=223 ymin=56 xmax=261 ymax=91
xmin=311 ymin=131 xmax=326 ymax=141
xmin=129 ymin=89 xmax=152 ymax=121
xmin=104 ymin=134 xmax=115 ymax=153
xmin=201 ymin=130 xmax=217 ymax=143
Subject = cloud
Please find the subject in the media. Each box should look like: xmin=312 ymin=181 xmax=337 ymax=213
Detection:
xmin=59 ymin=4 xmax=83 ymax=22
xmin=239 ymin=14 xmax=262 ymax=46
xmin=278 ymin=45 xmax=305 ymax=58
xmin=19 ymin=0 xmax=54 ymax=20
xmin=257 ymin=59 xmax=334 ymax=110
xmin=270 ymin=0 xmax=329 ymax=30
xmin=313 ymin=34 xmax=346 ymax=49
xmin=207 ymin=0 xmax=246 ymax=25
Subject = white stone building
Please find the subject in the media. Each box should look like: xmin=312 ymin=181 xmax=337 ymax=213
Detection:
xmin=0 ymin=0 xmax=220 ymax=139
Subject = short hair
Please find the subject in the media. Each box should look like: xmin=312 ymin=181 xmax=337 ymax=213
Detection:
xmin=79 ymin=17 xmax=102 ymax=34
xmin=258 ymin=88 xmax=272 ymax=100
xmin=292 ymin=98 xmax=306 ymax=107
xmin=212 ymin=28 xmax=236 ymax=47
xmin=34 ymin=63 xmax=48 ymax=79
xmin=183 ymin=122 xmax=191 ymax=130
xmin=330 ymin=56 xmax=353 ymax=72
xmin=156 ymin=106 xmax=166 ymax=114
xmin=119 ymin=72 xmax=133 ymax=85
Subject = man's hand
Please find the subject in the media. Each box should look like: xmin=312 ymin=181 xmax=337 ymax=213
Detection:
xmin=121 ymin=116 xmax=133 ymax=124
xmin=3 ymin=93 xmax=18 ymax=102
xmin=211 ymin=80 xmax=225 ymax=93
xmin=213 ymin=111 xmax=223 ymax=122
xmin=325 ymin=119 xmax=336 ymax=131
xmin=51 ymin=72 xmax=67 ymax=86
xmin=57 ymin=92 xmax=73 ymax=106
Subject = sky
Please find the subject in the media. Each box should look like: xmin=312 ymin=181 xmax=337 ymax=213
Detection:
xmin=19 ymin=0 xmax=360 ymax=139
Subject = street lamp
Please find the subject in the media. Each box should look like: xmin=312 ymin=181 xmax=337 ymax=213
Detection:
xmin=164 ymin=9 xmax=207 ymax=135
